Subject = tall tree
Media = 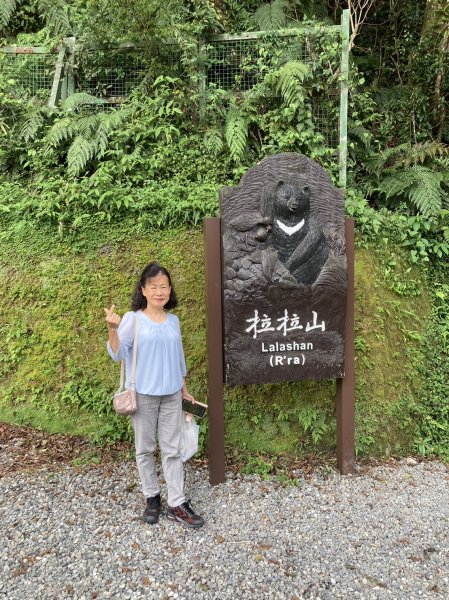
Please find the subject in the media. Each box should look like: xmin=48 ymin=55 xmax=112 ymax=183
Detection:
xmin=420 ymin=0 xmax=449 ymax=141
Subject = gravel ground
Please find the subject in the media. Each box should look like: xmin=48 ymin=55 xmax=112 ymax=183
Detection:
xmin=1 ymin=458 xmax=449 ymax=600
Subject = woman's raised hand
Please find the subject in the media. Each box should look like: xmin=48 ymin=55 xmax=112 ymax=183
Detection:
xmin=104 ymin=305 xmax=121 ymax=330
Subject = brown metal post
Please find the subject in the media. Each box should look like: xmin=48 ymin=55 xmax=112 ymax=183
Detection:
xmin=336 ymin=218 xmax=355 ymax=474
xmin=204 ymin=218 xmax=226 ymax=485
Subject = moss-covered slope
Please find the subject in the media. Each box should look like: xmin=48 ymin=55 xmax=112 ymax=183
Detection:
xmin=0 ymin=224 xmax=430 ymax=456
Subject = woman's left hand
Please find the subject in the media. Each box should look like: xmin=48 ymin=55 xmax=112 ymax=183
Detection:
xmin=181 ymin=382 xmax=195 ymax=403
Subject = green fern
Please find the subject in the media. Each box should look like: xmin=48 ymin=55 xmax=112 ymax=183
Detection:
xmin=76 ymin=115 xmax=101 ymax=138
xmin=47 ymin=107 xmax=130 ymax=174
xmin=204 ymin=127 xmax=224 ymax=157
xmin=301 ymin=1 xmax=330 ymax=19
xmin=39 ymin=0 xmax=72 ymax=35
xmin=403 ymin=142 xmax=449 ymax=169
xmin=63 ymin=93 xmax=106 ymax=114
xmin=67 ymin=136 xmax=97 ymax=177
xmin=46 ymin=118 xmax=77 ymax=147
xmin=349 ymin=125 xmax=372 ymax=148
xmin=407 ymin=167 xmax=446 ymax=216
xmin=1 ymin=0 xmax=71 ymax=32
xmin=368 ymin=142 xmax=449 ymax=174
xmin=94 ymin=109 xmax=130 ymax=157
xmin=269 ymin=61 xmax=310 ymax=106
xmin=95 ymin=117 xmax=110 ymax=158
xmin=253 ymin=0 xmax=289 ymax=30
xmin=225 ymin=107 xmax=248 ymax=161
xmin=379 ymin=166 xmax=446 ymax=217
xmin=0 ymin=117 xmax=9 ymax=136
xmin=20 ymin=109 xmax=45 ymax=143
xmin=0 ymin=0 xmax=18 ymax=28
xmin=102 ymin=108 xmax=131 ymax=129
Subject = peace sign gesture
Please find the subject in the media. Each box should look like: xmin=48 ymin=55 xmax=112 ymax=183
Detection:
xmin=104 ymin=305 xmax=121 ymax=330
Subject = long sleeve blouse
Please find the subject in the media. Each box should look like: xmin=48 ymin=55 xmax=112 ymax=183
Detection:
xmin=107 ymin=310 xmax=187 ymax=396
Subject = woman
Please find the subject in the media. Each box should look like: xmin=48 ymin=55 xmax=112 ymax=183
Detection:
xmin=104 ymin=261 xmax=204 ymax=529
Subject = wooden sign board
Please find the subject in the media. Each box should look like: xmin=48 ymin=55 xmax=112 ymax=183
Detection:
xmin=220 ymin=153 xmax=347 ymax=385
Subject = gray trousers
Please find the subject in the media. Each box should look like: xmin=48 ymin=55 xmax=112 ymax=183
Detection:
xmin=131 ymin=391 xmax=185 ymax=507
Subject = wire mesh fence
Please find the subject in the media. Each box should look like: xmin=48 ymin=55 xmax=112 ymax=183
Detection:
xmin=0 ymin=22 xmax=347 ymax=166
xmin=76 ymin=48 xmax=150 ymax=99
xmin=0 ymin=51 xmax=57 ymax=98
xmin=204 ymin=30 xmax=343 ymax=150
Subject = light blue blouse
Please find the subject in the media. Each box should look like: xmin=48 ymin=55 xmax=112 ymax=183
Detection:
xmin=107 ymin=310 xmax=187 ymax=396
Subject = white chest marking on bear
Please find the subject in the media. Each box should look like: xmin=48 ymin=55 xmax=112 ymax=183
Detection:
xmin=276 ymin=218 xmax=305 ymax=236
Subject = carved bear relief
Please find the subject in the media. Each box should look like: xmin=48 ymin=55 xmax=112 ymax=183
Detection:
xmin=263 ymin=180 xmax=329 ymax=285
xmin=227 ymin=179 xmax=331 ymax=298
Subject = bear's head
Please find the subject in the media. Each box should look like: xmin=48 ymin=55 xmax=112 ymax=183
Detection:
xmin=271 ymin=181 xmax=311 ymax=222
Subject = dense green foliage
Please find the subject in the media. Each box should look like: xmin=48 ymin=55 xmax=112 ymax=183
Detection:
xmin=0 ymin=0 xmax=448 ymax=461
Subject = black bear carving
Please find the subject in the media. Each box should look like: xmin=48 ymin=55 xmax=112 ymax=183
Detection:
xmin=262 ymin=180 xmax=329 ymax=285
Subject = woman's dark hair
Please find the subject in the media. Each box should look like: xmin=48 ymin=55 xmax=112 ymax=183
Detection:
xmin=131 ymin=262 xmax=178 ymax=311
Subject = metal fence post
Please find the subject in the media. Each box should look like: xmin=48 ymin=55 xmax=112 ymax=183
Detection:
xmin=339 ymin=9 xmax=350 ymax=188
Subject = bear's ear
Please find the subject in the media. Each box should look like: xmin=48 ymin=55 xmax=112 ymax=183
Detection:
xmin=303 ymin=185 xmax=311 ymax=198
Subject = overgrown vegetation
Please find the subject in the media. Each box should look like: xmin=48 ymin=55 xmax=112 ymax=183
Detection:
xmin=0 ymin=0 xmax=448 ymax=462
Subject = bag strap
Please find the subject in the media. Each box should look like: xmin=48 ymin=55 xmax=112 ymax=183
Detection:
xmin=119 ymin=314 xmax=139 ymax=390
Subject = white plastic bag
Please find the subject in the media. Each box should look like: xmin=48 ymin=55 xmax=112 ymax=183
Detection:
xmin=180 ymin=412 xmax=199 ymax=462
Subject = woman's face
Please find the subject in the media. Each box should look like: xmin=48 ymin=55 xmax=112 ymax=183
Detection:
xmin=142 ymin=272 xmax=171 ymax=311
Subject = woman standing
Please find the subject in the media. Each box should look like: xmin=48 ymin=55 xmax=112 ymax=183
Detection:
xmin=105 ymin=262 xmax=204 ymax=529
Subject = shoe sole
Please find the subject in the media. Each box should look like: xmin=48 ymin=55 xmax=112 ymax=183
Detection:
xmin=143 ymin=509 xmax=162 ymax=525
xmin=143 ymin=515 xmax=160 ymax=524
xmin=166 ymin=513 xmax=205 ymax=529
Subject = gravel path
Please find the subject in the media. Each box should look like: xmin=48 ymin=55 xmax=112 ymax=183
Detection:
xmin=1 ymin=459 xmax=449 ymax=599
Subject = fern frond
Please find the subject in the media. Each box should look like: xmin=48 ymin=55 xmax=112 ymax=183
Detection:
xmin=408 ymin=166 xmax=443 ymax=216
xmin=272 ymin=61 xmax=310 ymax=106
xmin=302 ymin=0 xmax=330 ymax=19
xmin=38 ymin=0 xmax=72 ymax=35
xmin=0 ymin=117 xmax=9 ymax=136
xmin=20 ymin=109 xmax=45 ymax=143
xmin=349 ymin=125 xmax=372 ymax=148
xmin=0 ymin=0 xmax=18 ymax=28
xmin=76 ymin=115 xmax=100 ymax=138
xmin=94 ymin=110 xmax=129 ymax=158
xmin=225 ymin=107 xmax=248 ymax=162
xmin=378 ymin=170 xmax=416 ymax=199
xmin=204 ymin=128 xmax=224 ymax=157
xmin=402 ymin=142 xmax=449 ymax=169
xmin=94 ymin=122 xmax=109 ymax=158
xmin=379 ymin=166 xmax=444 ymax=217
xmin=67 ymin=136 xmax=96 ymax=177
xmin=101 ymin=107 xmax=131 ymax=129
xmin=63 ymin=93 xmax=105 ymax=114
xmin=365 ymin=143 xmax=411 ymax=174
xmin=368 ymin=142 xmax=449 ymax=174
xmin=253 ymin=0 xmax=288 ymax=30
xmin=46 ymin=117 xmax=76 ymax=147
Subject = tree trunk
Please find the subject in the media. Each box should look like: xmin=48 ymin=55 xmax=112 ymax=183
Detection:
xmin=420 ymin=0 xmax=449 ymax=141
xmin=421 ymin=0 xmax=448 ymax=38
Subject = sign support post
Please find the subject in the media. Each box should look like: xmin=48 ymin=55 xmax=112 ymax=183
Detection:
xmin=204 ymin=167 xmax=356 ymax=482
xmin=204 ymin=218 xmax=226 ymax=485
xmin=336 ymin=218 xmax=355 ymax=474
